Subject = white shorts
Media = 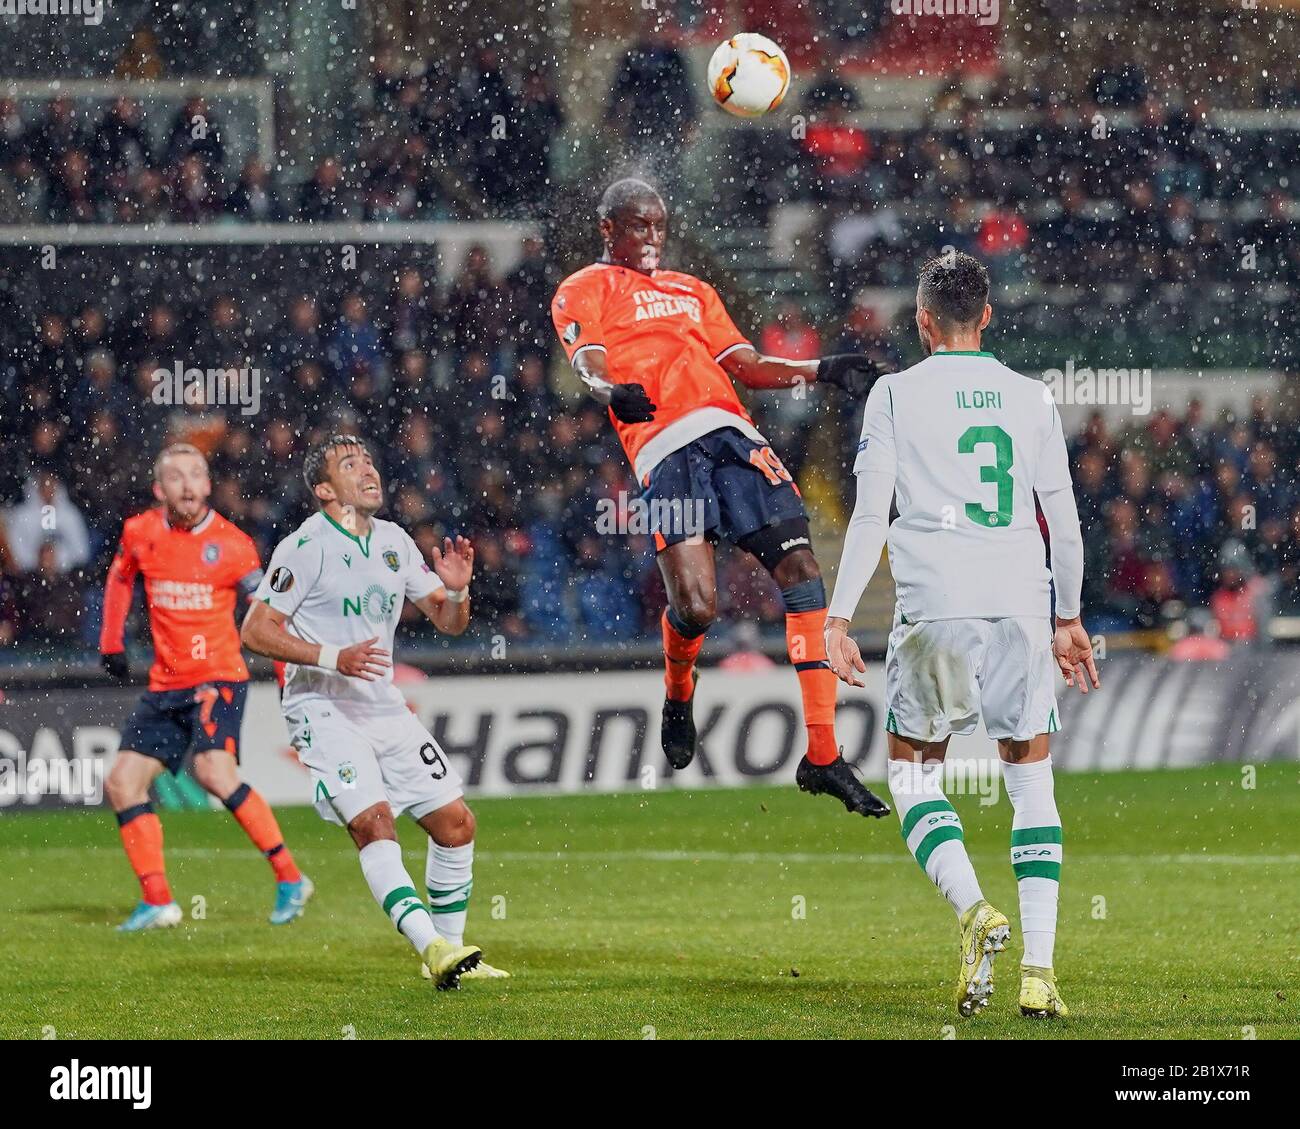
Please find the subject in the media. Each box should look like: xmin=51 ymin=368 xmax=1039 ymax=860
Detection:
xmin=284 ymin=700 xmax=464 ymax=827
xmin=884 ymin=616 xmax=1060 ymax=743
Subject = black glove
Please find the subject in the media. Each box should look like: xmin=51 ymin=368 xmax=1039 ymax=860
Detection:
xmin=100 ymin=651 xmax=130 ymax=682
xmin=816 ymin=353 xmax=881 ymax=398
xmin=608 ymin=383 xmax=657 ymax=424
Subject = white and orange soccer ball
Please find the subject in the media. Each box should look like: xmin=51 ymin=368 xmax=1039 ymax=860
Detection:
xmin=707 ymin=33 xmax=791 ymax=119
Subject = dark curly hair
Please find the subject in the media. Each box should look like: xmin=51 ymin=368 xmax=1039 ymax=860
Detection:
xmin=917 ymin=251 xmax=990 ymax=328
xmin=303 ymin=433 xmax=371 ymax=496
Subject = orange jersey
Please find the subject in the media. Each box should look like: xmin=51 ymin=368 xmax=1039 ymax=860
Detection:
xmin=100 ymin=508 xmax=263 ymax=691
xmin=551 ymin=263 xmax=766 ymax=482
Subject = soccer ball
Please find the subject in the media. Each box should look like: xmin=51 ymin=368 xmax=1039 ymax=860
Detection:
xmin=707 ymin=33 xmax=791 ymax=119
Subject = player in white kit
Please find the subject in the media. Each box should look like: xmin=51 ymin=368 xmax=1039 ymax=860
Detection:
xmin=241 ymin=434 xmax=509 ymax=988
xmin=825 ymin=253 xmax=1099 ymax=1020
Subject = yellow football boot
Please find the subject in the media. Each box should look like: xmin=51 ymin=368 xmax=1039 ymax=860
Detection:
xmin=421 ymin=956 xmax=510 ymax=982
xmin=956 ymin=900 xmax=1010 ymax=1017
xmin=1020 ymin=966 xmax=1069 ymax=1018
xmin=420 ymin=937 xmax=482 ymax=991
xmin=459 ymin=960 xmax=511 ymax=981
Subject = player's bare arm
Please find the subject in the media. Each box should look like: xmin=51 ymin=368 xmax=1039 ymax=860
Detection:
xmin=571 ymin=344 xmax=656 ymax=421
xmin=410 ymin=535 xmax=474 ymax=636
xmin=570 ymin=313 xmax=879 ymax=421
xmin=720 ymin=346 xmax=882 ymax=397
xmin=241 ymin=600 xmax=390 ymax=680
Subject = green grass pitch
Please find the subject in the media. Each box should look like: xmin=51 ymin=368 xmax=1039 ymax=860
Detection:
xmin=1 ymin=764 xmax=1295 ymax=1039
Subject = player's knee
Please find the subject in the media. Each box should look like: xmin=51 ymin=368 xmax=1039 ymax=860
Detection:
xmin=999 ymin=736 xmax=1049 ymax=764
xmin=673 ymin=589 xmax=716 ymax=633
xmin=192 ymin=756 xmax=236 ymax=795
xmin=105 ymin=768 xmax=142 ymax=811
xmin=738 ymin=519 xmax=816 ymax=584
xmin=772 ymin=548 xmax=821 ymax=590
xmin=429 ymin=800 xmax=475 ymax=847
xmin=348 ymin=804 xmax=397 ymax=848
xmin=446 ymin=805 xmax=476 ymax=847
xmin=106 ymin=757 xmax=149 ymax=810
xmin=458 ymin=804 xmax=476 ymax=843
xmin=104 ymin=770 xmax=125 ymax=809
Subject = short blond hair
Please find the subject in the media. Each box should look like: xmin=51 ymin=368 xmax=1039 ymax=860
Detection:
xmin=154 ymin=442 xmax=208 ymax=481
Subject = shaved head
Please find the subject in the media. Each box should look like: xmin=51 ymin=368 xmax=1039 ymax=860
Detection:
xmin=597 ymin=178 xmax=664 ymax=223
xmin=598 ymin=178 xmax=667 ymax=275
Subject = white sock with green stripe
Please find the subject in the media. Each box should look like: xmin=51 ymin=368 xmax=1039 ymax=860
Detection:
xmin=426 ymin=840 xmax=473 ymax=947
xmin=888 ymin=759 xmax=984 ymax=916
xmin=1001 ymin=757 xmax=1062 ymax=969
xmin=359 ymin=839 xmax=437 ymax=954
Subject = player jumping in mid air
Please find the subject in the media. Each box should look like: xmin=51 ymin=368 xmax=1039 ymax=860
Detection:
xmin=825 ymin=253 xmax=1099 ymax=1019
xmin=101 ymin=443 xmax=312 ymax=932
xmin=551 ymin=178 xmax=888 ymax=817
xmin=240 ymin=434 xmax=507 ymax=989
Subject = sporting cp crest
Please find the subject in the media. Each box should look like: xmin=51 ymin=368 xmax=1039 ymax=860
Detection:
xmin=338 ymin=762 xmax=358 ymax=787
xmin=383 ymin=549 xmax=401 ymax=573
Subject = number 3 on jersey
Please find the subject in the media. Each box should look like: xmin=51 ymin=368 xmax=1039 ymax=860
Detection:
xmin=958 ymin=425 xmax=1013 ymax=527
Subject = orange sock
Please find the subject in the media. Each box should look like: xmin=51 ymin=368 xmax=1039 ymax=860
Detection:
xmin=786 ymin=608 xmax=840 ymax=765
xmin=224 ymin=784 xmax=302 ymax=883
xmin=662 ymin=608 xmax=705 ymax=701
xmin=117 ymin=805 xmax=172 ymax=905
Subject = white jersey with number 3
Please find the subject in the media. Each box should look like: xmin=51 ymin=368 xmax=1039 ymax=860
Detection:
xmin=254 ymin=510 xmax=443 ymax=713
xmin=854 ymin=350 xmax=1071 ymax=622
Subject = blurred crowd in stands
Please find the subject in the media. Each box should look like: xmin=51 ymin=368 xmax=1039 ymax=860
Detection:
xmin=3 ymin=41 xmax=1298 ymax=376
xmin=6 ymin=39 xmax=1299 ymax=265
xmin=776 ymin=80 xmax=1300 ymax=298
xmin=5 ymin=58 xmax=1295 ymax=379
xmin=0 ymin=48 xmax=568 ymax=225
xmin=1068 ymin=399 xmax=1300 ymax=648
